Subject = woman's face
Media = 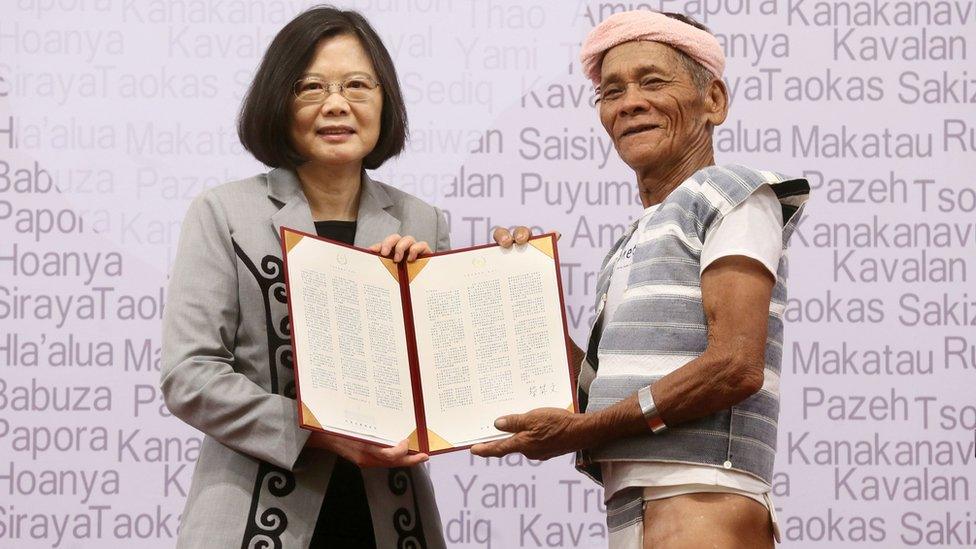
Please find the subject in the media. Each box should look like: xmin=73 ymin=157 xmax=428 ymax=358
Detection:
xmin=290 ymin=34 xmax=383 ymax=170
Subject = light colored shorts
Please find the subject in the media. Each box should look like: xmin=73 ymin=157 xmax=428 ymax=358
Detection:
xmin=608 ymin=484 xmax=782 ymax=548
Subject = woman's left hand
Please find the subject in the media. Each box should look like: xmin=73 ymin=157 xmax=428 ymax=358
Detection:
xmin=370 ymin=234 xmax=432 ymax=262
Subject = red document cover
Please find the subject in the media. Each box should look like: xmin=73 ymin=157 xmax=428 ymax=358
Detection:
xmin=281 ymin=227 xmax=576 ymax=454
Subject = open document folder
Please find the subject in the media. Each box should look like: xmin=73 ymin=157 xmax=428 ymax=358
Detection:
xmin=281 ymin=228 xmax=577 ymax=454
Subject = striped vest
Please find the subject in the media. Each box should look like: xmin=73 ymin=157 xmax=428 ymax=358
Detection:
xmin=576 ymin=164 xmax=810 ymax=496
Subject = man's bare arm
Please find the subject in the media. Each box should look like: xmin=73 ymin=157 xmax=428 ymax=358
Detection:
xmin=586 ymin=255 xmax=774 ymax=440
xmin=651 ymin=254 xmax=773 ymax=424
xmin=472 ymin=254 xmax=775 ymax=459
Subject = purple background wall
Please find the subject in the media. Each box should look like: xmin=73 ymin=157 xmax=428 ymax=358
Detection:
xmin=1 ymin=1 xmax=974 ymax=547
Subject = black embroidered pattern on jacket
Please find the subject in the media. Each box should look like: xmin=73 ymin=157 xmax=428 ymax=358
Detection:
xmin=233 ymin=243 xmax=296 ymax=397
xmin=233 ymin=241 xmax=297 ymax=549
xmin=241 ymin=462 xmax=296 ymax=549
xmin=389 ymin=467 xmax=427 ymax=548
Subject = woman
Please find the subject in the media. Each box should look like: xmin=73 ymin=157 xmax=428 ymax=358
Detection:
xmin=161 ymin=7 xmax=448 ymax=548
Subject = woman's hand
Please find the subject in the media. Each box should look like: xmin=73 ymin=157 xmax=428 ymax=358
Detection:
xmin=307 ymin=432 xmax=429 ymax=468
xmin=370 ymin=234 xmax=431 ymax=262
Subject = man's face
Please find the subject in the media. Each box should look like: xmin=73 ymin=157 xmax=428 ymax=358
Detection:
xmin=598 ymin=41 xmax=712 ymax=172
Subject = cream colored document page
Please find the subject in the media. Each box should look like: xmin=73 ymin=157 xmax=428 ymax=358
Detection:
xmin=287 ymin=237 xmax=416 ymax=446
xmin=409 ymin=242 xmax=572 ymax=448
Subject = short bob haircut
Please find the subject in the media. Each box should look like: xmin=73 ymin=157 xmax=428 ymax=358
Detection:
xmin=238 ymin=6 xmax=408 ymax=170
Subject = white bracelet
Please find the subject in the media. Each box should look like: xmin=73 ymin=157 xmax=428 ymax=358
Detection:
xmin=637 ymin=386 xmax=667 ymax=434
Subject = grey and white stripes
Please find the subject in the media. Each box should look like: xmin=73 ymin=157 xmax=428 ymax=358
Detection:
xmin=576 ymin=165 xmax=809 ymax=504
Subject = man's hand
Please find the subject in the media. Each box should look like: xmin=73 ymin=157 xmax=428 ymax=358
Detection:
xmin=470 ymin=408 xmax=592 ymax=461
xmin=369 ymin=234 xmax=431 ymax=262
xmin=307 ymin=432 xmax=429 ymax=468
xmin=492 ymin=226 xmax=533 ymax=248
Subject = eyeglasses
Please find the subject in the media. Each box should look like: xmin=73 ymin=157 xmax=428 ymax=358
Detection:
xmin=293 ymin=75 xmax=380 ymax=103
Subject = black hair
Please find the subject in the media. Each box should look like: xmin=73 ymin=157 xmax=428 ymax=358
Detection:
xmin=238 ymin=5 xmax=408 ymax=170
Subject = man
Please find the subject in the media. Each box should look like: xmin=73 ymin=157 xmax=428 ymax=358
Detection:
xmin=475 ymin=10 xmax=809 ymax=548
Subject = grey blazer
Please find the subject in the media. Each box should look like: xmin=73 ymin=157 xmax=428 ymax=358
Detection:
xmin=161 ymin=168 xmax=449 ymax=549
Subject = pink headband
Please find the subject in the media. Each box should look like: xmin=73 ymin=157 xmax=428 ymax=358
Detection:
xmin=579 ymin=11 xmax=725 ymax=87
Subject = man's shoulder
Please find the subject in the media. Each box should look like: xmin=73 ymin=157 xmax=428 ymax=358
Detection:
xmin=692 ymin=164 xmax=799 ymax=188
xmin=675 ymin=164 xmax=807 ymax=210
